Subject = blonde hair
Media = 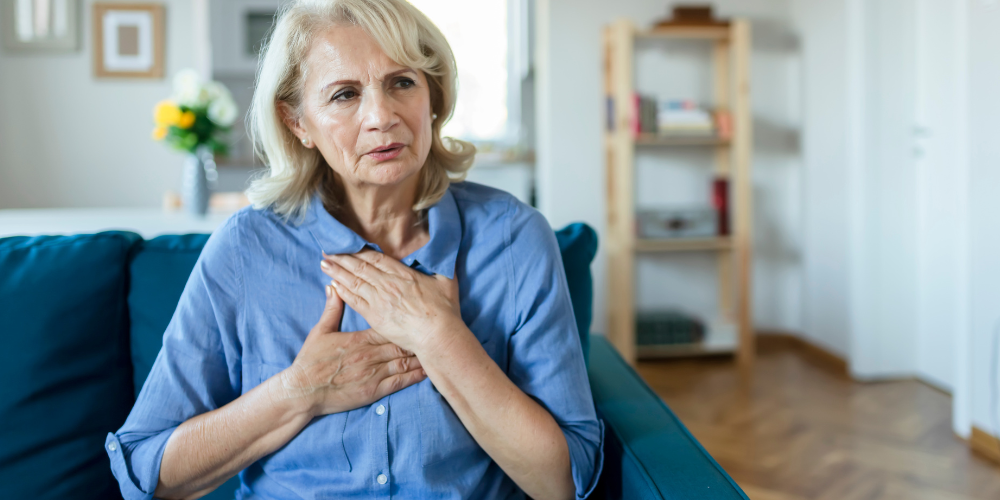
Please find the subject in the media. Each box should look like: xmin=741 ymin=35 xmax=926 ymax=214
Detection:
xmin=246 ymin=0 xmax=475 ymax=223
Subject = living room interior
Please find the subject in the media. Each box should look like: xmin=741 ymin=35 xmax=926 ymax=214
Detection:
xmin=2 ymin=0 xmax=1000 ymax=499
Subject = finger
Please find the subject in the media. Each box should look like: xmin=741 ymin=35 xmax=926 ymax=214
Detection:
xmin=374 ymin=368 xmax=427 ymax=400
xmin=385 ymin=355 xmax=422 ymax=376
xmin=373 ymin=341 xmax=415 ymax=362
xmin=326 ymin=252 xmax=391 ymax=286
xmin=313 ymin=285 xmax=344 ymax=333
xmin=351 ymin=249 xmax=410 ymax=277
xmin=331 ymin=279 xmax=370 ymax=315
xmin=323 ymin=259 xmax=378 ymax=302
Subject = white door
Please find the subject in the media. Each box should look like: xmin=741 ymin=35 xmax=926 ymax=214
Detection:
xmin=914 ymin=0 xmax=966 ymax=392
xmin=850 ymin=0 xmax=965 ymax=391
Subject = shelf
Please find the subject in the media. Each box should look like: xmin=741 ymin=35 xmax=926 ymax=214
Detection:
xmin=637 ymin=26 xmax=730 ymax=41
xmin=636 ymin=318 xmax=738 ymax=359
xmin=634 ymin=237 xmax=732 ymax=253
xmin=604 ymin=18 xmax=752 ymax=366
xmin=635 ymin=134 xmax=730 ymax=147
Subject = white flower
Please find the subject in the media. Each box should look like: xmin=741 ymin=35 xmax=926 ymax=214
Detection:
xmin=208 ymin=94 xmax=239 ymax=127
xmin=172 ymin=68 xmax=205 ymax=106
xmin=204 ymin=81 xmax=230 ymax=102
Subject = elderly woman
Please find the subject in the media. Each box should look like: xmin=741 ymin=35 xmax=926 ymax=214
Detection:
xmin=107 ymin=1 xmax=602 ymax=499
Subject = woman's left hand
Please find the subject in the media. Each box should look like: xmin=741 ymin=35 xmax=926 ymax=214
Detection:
xmin=321 ymin=249 xmax=461 ymax=354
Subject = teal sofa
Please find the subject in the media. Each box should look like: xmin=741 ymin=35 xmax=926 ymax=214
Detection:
xmin=0 ymin=224 xmax=747 ymax=500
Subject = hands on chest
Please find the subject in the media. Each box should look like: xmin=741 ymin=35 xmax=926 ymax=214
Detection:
xmin=278 ymin=249 xmax=464 ymax=419
xmin=320 ymin=248 xmax=462 ymax=355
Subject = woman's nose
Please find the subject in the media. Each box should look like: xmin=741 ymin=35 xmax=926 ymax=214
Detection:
xmin=361 ymin=90 xmax=400 ymax=132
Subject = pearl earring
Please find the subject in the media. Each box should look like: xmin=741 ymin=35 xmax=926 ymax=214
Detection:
xmin=301 ymin=138 xmax=310 ymax=147
xmin=432 ymin=113 xmax=438 ymax=120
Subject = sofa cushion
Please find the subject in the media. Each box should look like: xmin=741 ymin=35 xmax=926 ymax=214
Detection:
xmin=128 ymin=233 xmax=211 ymax=398
xmin=554 ymin=222 xmax=598 ymax=362
xmin=126 ymin=233 xmax=239 ymax=500
xmin=587 ymin=336 xmax=749 ymax=500
xmin=0 ymin=231 xmax=140 ymax=500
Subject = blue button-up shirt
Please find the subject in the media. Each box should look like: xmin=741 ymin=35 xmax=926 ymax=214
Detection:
xmin=106 ymin=182 xmax=604 ymax=500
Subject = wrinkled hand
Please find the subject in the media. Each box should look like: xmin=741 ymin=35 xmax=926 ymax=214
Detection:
xmin=321 ymin=249 xmax=461 ymax=354
xmin=277 ymin=285 xmax=426 ymax=418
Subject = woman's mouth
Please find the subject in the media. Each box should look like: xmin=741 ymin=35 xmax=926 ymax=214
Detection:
xmin=366 ymin=143 xmax=405 ymax=161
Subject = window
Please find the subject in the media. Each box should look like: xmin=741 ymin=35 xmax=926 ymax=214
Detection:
xmin=408 ymin=0 xmax=531 ymax=149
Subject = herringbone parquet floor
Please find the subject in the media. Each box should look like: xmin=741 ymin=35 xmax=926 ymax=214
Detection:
xmin=636 ymin=337 xmax=1000 ymax=500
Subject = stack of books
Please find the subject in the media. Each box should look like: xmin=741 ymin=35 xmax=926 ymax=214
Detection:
xmin=657 ymin=99 xmax=714 ymax=135
xmin=611 ymin=94 xmax=732 ymax=139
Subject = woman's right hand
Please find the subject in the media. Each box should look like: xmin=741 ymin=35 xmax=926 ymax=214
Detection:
xmin=275 ymin=284 xmax=426 ymax=418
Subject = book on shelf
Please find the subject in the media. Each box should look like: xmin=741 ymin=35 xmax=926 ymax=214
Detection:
xmin=605 ymin=95 xmax=732 ymax=140
xmin=636 ymin=311 xmax=706 ymax=346
xmin=713 ymin=177 xmax=729 ymax=236
xmin=658 ymin=99 xmax=714 ymax=135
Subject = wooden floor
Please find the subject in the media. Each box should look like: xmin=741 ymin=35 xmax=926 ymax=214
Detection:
xmin=635 ymin=337 xmax=1000 ymax=500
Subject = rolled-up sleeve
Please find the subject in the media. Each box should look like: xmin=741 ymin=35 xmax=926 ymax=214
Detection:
xmin=106 ymin=217 xmax=244 ymax=500
xmin=504 ymin=204 xmax=605 ymax=499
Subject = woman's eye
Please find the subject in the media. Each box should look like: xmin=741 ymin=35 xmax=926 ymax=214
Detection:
xmin=395 ymin=78 xmax=415 ymax=89
xmin=333 ymin=90 xmax=357 ymax=102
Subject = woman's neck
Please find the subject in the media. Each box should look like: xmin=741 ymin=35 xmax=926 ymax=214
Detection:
xmin=332 ymin=175 xmax=429 ymax=260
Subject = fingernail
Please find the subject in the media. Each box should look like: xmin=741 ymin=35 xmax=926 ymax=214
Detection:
xmin=326 ymin=285 xmax=333 ymax=298
xmin=331 ymin=280 xmax=339 ymax=289
xmin=321 ymin=260 xmax=331 ymax=270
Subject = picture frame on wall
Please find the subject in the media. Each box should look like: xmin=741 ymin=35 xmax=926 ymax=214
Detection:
xmin=1 ymin=0 xmax=80 ymax=53
xmin=93 ymin=3 xmax=164 ymax=79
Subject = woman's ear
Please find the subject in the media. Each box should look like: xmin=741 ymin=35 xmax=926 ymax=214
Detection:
xmin=278 ymin=101 xmax=312 ymax=147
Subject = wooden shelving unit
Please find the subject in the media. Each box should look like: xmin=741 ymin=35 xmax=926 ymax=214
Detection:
xmin=603 ymin=19 xmax=754 ymax=368
xmin=634 ymin=237 xmax=732 ymax=253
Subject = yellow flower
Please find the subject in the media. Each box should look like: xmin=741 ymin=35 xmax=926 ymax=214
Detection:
xmin=154 ymin=100 xmax=181 ymax=127
xmin=151 ymin=127 xmax=168 ymax=140
xmin=177 ymin=111 xmax=196 ymax=129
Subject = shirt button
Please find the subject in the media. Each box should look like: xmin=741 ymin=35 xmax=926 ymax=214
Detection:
xmin=377 ymin=473 xmax=388 ymax=485
xmin=108 ymin=442 xmax=117 ymax=452
xmin=376 ymin=404 xmax=386 ymax=415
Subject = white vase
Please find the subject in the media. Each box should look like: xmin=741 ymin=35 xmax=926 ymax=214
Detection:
xmin=182 ymin=146 xmax=216 ymax=216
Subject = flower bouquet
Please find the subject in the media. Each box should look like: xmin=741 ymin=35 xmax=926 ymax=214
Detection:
xmin=152 ymin=69 xmax=239 ymax=155
xmin=153 ymin=69 xmax=240 ymax=216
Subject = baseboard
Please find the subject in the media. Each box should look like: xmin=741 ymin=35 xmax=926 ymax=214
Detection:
xmin=756 ymin=331 xmax=849 ymax=377
xmin=970 ymin=426 xmax=1000 ymax=465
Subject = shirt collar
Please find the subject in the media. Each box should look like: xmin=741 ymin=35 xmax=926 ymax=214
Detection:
xmin=302 ymin=187 xmax=461 ymax=279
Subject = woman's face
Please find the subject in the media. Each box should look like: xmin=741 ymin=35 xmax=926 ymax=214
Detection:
xmin=289 ymin=25 xmax=433 ymax=189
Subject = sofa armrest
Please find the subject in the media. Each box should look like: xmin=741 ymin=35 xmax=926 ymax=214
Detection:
xmin=587 ymin=336 xmax=749 ymax=500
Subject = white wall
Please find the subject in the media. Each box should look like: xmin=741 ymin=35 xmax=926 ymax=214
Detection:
xmin=536 ymin=0 xmax=802 ymax=335
xmin=966 ymin=0 xmax=1000 ymax=439
xmin=0 ymin=0 xmax=200 ymax=209
xmin=790 ymin=0 xmax=853 ymax=357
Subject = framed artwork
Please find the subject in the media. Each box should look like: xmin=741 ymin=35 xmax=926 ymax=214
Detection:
xmin=1 ymin=0 xmax=80 ymax=53
xmin=93 ymin=3 xmax=164 ymax=79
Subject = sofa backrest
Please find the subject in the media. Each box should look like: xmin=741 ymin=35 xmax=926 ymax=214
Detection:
xmin=127 ymin=234 xmax=211 ymax=398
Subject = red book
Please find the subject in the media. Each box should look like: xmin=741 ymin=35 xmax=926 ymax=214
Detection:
xmin=712 ymin=178 xmax=729 ymax=235
xmin=631 ymin=93 xmax=642 ymax=136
